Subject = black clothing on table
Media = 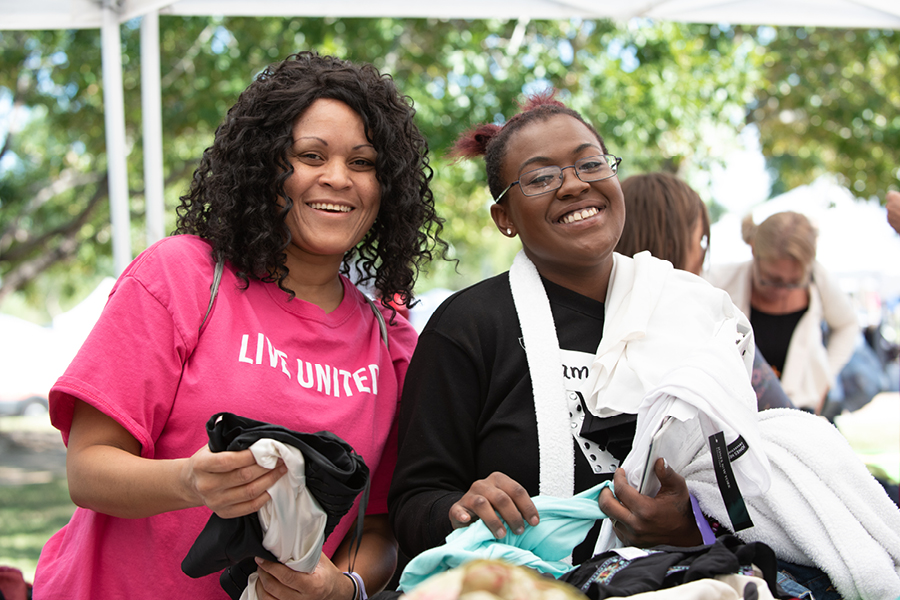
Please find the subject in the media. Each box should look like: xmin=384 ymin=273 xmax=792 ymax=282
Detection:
xmin=560 ymin=535 xmax=788 ymax=599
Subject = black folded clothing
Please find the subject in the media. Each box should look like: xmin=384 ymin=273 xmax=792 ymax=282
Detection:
xmin=181 ymin=412 xmax=369 ymax=598
xmin=561 ymin=535 xmax=786 ymax=599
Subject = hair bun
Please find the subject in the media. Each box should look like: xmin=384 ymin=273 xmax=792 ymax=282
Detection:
xmin=740 ymin=213 xmax=758 ymax=245
xmin=450 ymin=123 xmax=502 ymax=158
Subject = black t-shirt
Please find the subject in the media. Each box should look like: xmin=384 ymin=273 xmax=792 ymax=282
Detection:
xmin=750 ymin=306 xmax=807 ymax=377
xmin=388 ymin=272 xmax=635 ymax=562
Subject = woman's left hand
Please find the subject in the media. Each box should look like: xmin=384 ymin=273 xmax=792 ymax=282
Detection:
xmin=254 ymin=553 xmax=355 ymax=600
xmin=598 ymin=458 xmax=702 ymax=548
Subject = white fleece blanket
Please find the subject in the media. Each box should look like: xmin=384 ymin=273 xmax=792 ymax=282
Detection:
xmin=685 ymin=408 xmax=900 ymax=600
xmin=242 ymin=439 xmax=328 ymax=600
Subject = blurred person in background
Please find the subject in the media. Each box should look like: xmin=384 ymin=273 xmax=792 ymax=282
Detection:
xmin=706 ymin=211 xmax=858 ymax=413
xmin=616 ymin=172 xmax=793 ymax=412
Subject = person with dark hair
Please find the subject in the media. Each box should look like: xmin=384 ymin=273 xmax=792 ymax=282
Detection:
xmin=616 ymin=172 xmax=793 ymax=412
xmin=34 ymin=51 xmax=444 ymax=600
xmin=616 ymin=172 xmax=710 ymax=277
xmin=388 ymin=91 xmax=772 ymax=567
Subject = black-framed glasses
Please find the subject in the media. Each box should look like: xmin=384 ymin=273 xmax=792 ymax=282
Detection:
xmin=753 ymin=259 xmax=811 ymax=289
xmin=493 ymin=155 xmax=623 ymax=203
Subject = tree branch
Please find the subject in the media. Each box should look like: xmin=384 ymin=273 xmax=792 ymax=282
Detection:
xmin=0 ymin=169 xmax=106 ymax=254
xmin=0 ymin=231 xmax=90 ymax=305
xmin=1 ymin=176 xmax=107 ymax=263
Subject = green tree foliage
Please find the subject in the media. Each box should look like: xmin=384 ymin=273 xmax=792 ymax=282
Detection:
xmin=0 ymin=29 xmax=115 ymax=316
xmin=1 ymin=18 xmax=895 ymax=319
xmin=747 ymin=26 xmax=899 ymax=198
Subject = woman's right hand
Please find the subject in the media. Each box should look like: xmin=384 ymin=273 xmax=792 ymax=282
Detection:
xmin=66 ymin=400 xmax=286 ymax=519
xmin=182 ymin=446 xmax=288 ymax=519
xmin=449 ymin=472 xmax=539 ymax=539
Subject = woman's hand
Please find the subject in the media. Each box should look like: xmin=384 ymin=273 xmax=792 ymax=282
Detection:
xmin=598 ymin=458 xmax=702 ymax=548
xmin=449 ymin=472 xmax=540 ymax=539
xmin=66 ymin=399 xmax=286 ymax=519
xmin=181 ymin=445 xmax=287 ymax=519
xmin=254 ymin=553 xmax=355 ymax=600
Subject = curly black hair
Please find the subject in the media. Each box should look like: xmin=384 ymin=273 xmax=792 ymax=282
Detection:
xmin=176 ymin=51 xmax=445 ymax=308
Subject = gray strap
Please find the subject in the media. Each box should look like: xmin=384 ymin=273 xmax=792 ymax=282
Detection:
xmin=200 ymin=257 xmax=224 ymax=331
xmin=364 ymin=295 xmax=389 ymax=351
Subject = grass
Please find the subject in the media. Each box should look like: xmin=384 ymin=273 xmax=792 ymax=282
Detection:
xmin=0 ymin=474 xmax=75 ymax=584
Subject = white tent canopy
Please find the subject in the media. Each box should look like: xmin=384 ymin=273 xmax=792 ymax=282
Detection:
xmin=2 ymin=0 xmax=899 ymax=274
xmin=5 ymin=0 xmax=900 ymax=29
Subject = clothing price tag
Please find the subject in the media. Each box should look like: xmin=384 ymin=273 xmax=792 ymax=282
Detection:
xmin=708 ymin=431 xmax=754 ymax=531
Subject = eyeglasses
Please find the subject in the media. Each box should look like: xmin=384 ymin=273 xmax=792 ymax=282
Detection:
xmin=753 ymin=260 xmax=811 ymax=289
xmin=494 ymin=155 xmax=622 ymax=203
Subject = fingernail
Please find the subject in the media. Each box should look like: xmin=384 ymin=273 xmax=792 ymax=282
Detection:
xmin=514 ymin=526 xmax=524 ymax=535
xmin=459 ymin=513 xmax=470 ymax=523
xmin=255 ymin=557 xmax=263 ymax=565
xmin=495 ymin=527 xmax=506 ymax=538
xmin=663 ymin=458 xmax=669 ymax=470
xmin=529 ymin=516 xmax=539 ymax=526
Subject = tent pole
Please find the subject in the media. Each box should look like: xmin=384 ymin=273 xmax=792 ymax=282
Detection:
xmin=101 ymin=1 xmax=132 ymax=275
xmin=141 ymin=11 xmax=165 ymax=245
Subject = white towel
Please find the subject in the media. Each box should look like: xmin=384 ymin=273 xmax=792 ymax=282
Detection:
xmin=242 ymin=438 xmax=329 ymax=600
xmin=685 ymin=408 xmax=900 ymax=600
xmin=589 ymin=252 xmax=755 ymax=421
xmin=588 ymin=252 xmax=769 ymax=554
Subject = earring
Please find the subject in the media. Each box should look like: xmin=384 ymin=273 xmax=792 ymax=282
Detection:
xmin=506 ymin=228 xmax=513 ymax=236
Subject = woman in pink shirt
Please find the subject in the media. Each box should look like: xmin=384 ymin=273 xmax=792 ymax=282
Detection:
xmin=35 ymin=51 xmax=444 ymax=600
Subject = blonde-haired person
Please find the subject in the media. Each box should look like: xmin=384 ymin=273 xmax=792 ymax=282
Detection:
xmin=706 ymin=211 xmax=859 ymax=413
xmin=616 ymin=172 xmax=793 ymax=412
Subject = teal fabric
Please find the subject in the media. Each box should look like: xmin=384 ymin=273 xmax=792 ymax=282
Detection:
xmin=398 ymin=481 xmax=612 ymax=591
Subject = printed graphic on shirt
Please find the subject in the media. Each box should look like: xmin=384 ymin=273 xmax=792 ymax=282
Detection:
xmin=561 ymin=349 xmax=619 ymax=475
xmin=238 ymin=332 xmax=379 ymax=397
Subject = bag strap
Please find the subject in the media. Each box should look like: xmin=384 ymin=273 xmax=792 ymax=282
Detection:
xmin=199 ymin=257 xmax=225 ymax=332
xmin=364 ymin=295 xmax=390 ymax=351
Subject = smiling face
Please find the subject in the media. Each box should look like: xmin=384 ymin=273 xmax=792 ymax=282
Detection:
xmin=281 ymin=98 xmax=381 ymax=268
xmin=491 ymin=114 xmax=625 ymax=294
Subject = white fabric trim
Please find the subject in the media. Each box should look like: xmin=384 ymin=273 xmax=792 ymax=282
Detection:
xmin=508 ymin=250 xmax=574 ymax=499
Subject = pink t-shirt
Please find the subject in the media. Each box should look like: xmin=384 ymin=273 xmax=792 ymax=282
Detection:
xmin=34 ymin=235 xmax=416 ymax=600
